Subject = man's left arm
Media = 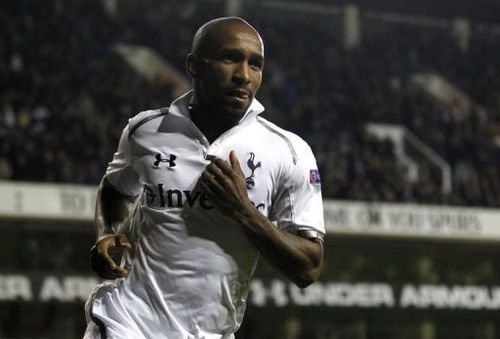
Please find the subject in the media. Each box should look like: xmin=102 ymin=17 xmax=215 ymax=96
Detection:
xmin=201 ymin=151 xmax=323 ymax=288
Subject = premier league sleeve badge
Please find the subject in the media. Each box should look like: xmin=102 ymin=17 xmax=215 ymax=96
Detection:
xmin=309 ymin=169 xmax=321 ymax=185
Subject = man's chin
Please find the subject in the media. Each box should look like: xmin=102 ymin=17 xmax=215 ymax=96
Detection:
xmin=224 ymin=95 xmax=251 ymax=110
xmin=201 ymin=98 xmax=251 ymax=125
xmin=219 ymin=101 xmax=250 ymax=121
xmin=222 ymin=107 xmax=247 ymax=124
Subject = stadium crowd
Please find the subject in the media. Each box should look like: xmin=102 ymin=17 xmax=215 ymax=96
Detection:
xmin=2 ymin=3 xmax=500 ymax=338
xmin=1 ymin=0 xmax=500 ymax=207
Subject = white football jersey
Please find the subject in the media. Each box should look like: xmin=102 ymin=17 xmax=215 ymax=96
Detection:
xmin=85 ymin=91 xmax=325 ymax=339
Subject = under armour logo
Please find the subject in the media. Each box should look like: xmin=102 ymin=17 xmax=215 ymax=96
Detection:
xmin=245 ymin=152 xmax=261 ymax=189
xmin=153 ymin=153 xmax=176 ymax=168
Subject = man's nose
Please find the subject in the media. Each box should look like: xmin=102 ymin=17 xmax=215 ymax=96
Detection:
xmin=233 ymin=62 xmax=250 ymax=84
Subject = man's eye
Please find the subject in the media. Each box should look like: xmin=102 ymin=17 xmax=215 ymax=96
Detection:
xmin=220 ymin=53 xmax=239 ymax=63
xmin=250 ymin=61 xmax=263 ymax=70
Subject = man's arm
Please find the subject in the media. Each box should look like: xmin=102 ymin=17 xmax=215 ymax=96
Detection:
xmin=90 ymin=178 xmax=137 ymax=279
xmin=201 ymin=151 xmax=323 ymax=288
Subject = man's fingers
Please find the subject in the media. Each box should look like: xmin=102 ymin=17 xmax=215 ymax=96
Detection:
xmin=111 ymin=265 xmax=128 ymax=276
xmin=201 ymin=171 xmax=226 ymax=196
xmin=97 ymin=258 xmax=128 ymax=277
xmin=94 ymin=247 xmax=119 ymax=271
xmin=206 ymin=162 xmax=225 ymax=177
xmin=206 ymin=153 xmax=242 ymax=179
xmin=91 ymin=252 xmax=128 ymax=278
xmin=90 ymin=247 xmax=117 ymax=279
xmin=98 ymin=246 xmax=128 ymax=275
xmin=115 ymin=234 xmax=132 ymax=249
xmin=200 ymin=180 xmax=234 ymax=215
xmin=91 ymin=259 xmax=118 ymax=279
xmin=212 ymin=158 xmax=233 ymax=176
xmin=92 ymin=264 xmax=125 ymax=280
xmin=102 ymin=252 xmax=118 ymax=269
xmin=97 ymin=234 xmax=132 ymax=253
xmin=90 ymin=236 xmax=130 ymax=279
xmin=204 ymin=164 xmax=233 ymax=190
xmin=229 ymin=151 xmax=243 ymax=174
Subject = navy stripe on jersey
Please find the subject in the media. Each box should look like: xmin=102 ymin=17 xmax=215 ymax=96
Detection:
xmin=90 ymin=313 xmax=108 ymax=339
xmin=257 ymin=117 xmax=298 ymax=164
xmin=129 ymin=107 xmax=169 ymax=139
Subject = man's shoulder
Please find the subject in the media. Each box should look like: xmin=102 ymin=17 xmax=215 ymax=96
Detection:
xmin=254 ymin=117 xmax=314 ymax=164
xmin=128 ymin=107 xmax=170 ymax=138
xmin=255 ymin=117 xmax=312 ymax=147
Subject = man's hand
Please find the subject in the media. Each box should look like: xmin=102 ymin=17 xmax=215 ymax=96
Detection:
xmin=201 ymin=150 xmax=323 ymax=288
xmin=201 ymin=151 xmax=323 ymax=288
xmin=90 ymin=234 xmax=132 ymax=280
xmin=201 ymin=151 xmax=256 ymax=221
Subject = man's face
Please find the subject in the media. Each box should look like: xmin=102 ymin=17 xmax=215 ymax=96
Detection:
xmin=192 ymin=24 xmax=264 ymax=122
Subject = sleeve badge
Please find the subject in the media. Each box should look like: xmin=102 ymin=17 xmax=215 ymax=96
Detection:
xmin=309 ymin=169 xmax=321 ymax=185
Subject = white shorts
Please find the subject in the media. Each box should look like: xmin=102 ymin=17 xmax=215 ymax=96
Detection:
xmin=83 ymin=282 xmax=236 ymax=339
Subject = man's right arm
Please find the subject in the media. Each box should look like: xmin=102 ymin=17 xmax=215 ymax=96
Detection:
xmin=95 ymin=178 xmax=137 ymax=238
xmin=90 ymin=178 xmax=137 ymax=279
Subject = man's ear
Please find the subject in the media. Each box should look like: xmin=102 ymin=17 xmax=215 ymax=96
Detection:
xmin=186 ymin=53 xmax=198 ymax=79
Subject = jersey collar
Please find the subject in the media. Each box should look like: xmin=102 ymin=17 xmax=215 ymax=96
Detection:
xmin=168 ymin=91 xmax=265 ymax=125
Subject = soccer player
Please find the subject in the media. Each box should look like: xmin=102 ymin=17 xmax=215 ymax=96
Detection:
xmin=84 ymin=17 xmax=324 ymax=339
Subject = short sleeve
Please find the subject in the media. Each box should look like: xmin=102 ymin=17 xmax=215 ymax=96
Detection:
xmin=103 ymin=124 xmax=143 ymax=196
xmin=271 ymin=138 xmax=325 ymax=236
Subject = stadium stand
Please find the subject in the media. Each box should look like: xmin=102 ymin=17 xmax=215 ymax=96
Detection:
xmin=2 ymin=0 xmax=499 ymax=206
xmin=2 ymin=1 xmax=500 ymax=338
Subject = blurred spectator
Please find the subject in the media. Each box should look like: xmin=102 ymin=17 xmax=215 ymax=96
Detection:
xmin=2 ymin=0 xmax=500 ymax=207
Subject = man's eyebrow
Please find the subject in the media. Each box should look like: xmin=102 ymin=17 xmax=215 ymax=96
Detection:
xmin=218 ymin=47 xmax=264 ymax=58
xmin=250 ymin=52 xmax=264 ymax=60
xmin=218 ymin=47 xmax=245 ymax=54
xmin=251 ymin=54 xmax=265 ymax=66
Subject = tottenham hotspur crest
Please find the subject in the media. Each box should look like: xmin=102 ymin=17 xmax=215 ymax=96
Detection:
xmin=245 ymin=152 xmax=261 ymax=189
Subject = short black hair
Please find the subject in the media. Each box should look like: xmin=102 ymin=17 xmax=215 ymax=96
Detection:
xmin=191 ymin=17 xmax=262 ymax=56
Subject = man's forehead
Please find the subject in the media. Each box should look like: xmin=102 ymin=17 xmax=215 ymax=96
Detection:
xmin=211 ymin=23 xmax=262 ymax=49
xmin=217 ymin=29 xmax=263 ymax=54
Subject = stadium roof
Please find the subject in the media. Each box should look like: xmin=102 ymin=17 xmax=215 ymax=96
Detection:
xmin=278 ymin=0 xmax=500 ymax=24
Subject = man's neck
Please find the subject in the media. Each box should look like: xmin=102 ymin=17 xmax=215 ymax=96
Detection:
xmin=190 ymin=106 xmax=234 ymax=144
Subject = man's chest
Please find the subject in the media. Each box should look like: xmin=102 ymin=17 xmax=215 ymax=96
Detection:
xmin=130 ymin=131 xmax=281 ymax=212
